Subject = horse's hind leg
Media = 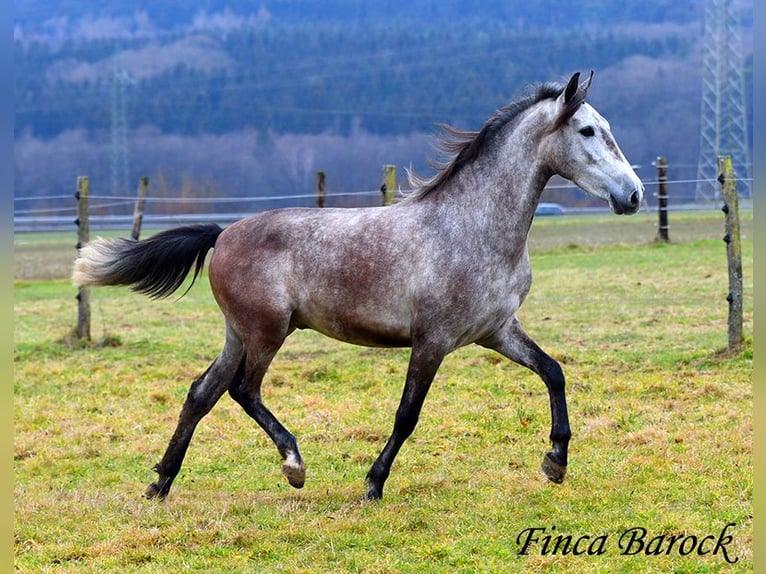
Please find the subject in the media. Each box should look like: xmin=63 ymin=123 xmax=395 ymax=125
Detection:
xmin=146 ymin=324 xmax=244 ymax=499
xmin=228 ymin=334 xmax=306 ymax=489
xmin=365 ymin=342 xmax=446 ymax=500
xmin=479 ymin=317 xmax=571 ymax=484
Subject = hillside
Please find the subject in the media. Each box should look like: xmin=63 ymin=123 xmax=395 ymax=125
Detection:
xmin=14 ymin=1 xmax=753 ymax=213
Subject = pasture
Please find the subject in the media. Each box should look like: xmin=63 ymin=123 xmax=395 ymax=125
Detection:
xmin=14 ymin=211 xmax=752 ymax=572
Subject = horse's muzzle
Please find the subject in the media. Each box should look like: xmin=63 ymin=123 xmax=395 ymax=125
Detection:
xmin=610 ymin=188 xmax=642 ymax=215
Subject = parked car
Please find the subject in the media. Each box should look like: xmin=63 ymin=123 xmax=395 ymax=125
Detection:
xmin=534 ymin=202 xmax=567 ymax=216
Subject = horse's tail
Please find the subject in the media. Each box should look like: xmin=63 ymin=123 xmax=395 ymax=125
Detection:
xmin=72 ymin=223 xmax=224 ymax=299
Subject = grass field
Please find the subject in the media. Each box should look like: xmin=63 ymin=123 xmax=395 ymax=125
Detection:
xmin=14 ymin=210 xmax=753 ymax=572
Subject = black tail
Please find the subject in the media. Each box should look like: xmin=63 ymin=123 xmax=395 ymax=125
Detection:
xmin=72 ymin=223 xmax=224 ymax=299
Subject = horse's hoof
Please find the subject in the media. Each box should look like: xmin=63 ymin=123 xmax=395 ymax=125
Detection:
xmin=364 ymin=485 xmax=383 ymax=501
xmin=145 ymin=482 xmax=167 ymax=500
xmin=541 ymin=453 xmax=567 ymax=484
xmin=282 ymin=456 xmax=306 ymax=489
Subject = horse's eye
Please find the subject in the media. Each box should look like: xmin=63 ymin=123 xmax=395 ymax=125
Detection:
xmin=579 ymin=126 xmax=595 ymax=137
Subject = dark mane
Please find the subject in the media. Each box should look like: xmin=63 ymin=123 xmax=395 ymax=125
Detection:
xmin=408 ymin=82 xmax=567 ymax=199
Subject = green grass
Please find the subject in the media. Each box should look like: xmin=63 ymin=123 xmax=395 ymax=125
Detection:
xmin=14 ymin=211 xmax=752 ymax=572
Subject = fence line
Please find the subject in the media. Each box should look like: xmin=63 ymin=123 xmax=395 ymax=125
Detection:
xmin=14 ymin=174 xmax=754 ymax=207
xmin=13 ymin=189 xmax=385 ymax=204
xmin=12 ymin=175 xmax=755 ymax=229
xmin=11 ymin=181 xmax=750 ymax=205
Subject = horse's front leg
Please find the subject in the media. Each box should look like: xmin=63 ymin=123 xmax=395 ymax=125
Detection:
xmin=479 ymin=317 xmax=571 ymax=483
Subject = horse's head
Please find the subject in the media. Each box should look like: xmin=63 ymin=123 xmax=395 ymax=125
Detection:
xmin=541 ymin=71 xmax=644 ymax=215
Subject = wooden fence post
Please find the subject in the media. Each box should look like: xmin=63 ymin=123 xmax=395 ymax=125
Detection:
xmin=75 ymin=176 xmax=91 ymax=341
xmin=656 ymin=156 xmax=669 ymax=242
xmin=131 ymin=176 xmax=149 ymax=240
xmin=718 ymin=155 xmax=743 ymax=352
xmin=316 ymin=171 xmax=326 ymax=208
xmin=382 ymin=165 xmax=396 ymax=206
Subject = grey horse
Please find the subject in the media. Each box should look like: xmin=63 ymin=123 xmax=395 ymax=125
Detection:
xmin=73 ymin=71 xmax=644 ymax=501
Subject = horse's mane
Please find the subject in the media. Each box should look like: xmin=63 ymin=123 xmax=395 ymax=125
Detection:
xmin=408 ymin=81 xmax=576 ymax=199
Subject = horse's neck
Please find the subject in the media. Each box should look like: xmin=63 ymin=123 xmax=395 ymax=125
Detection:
xmin=427 ymin=155 xmax=551 ymax=247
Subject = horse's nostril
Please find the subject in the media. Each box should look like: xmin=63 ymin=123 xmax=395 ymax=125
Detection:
xmin=629 ymin=191 xmax=639 ymax=207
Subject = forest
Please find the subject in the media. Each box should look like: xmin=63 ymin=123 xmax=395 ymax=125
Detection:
xmin=14 ymin=0 xmax=754 ymax=216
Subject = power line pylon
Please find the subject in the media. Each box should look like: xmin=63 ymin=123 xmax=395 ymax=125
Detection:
xmin=110 ymin=54 xmax=134 ymax=198
xmin=696 ymin=0 xmax=751 ymax=201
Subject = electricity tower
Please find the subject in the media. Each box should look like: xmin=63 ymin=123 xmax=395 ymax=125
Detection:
xmin=110 ymin=55 xmax=134 ymax=198
xmin=696 ymin=0 xmax=751 ymax=200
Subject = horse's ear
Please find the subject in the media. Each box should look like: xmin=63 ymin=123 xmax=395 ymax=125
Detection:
xmin=552 ymin=71 xmax=590 ymax=131
xmin=580 ymin=70 xmax=594 ymax=95
xmin=563 ymin=72 xmax=580 ymax=104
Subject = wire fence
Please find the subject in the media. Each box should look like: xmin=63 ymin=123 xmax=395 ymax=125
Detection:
xmin=13 ymin=172 xmax=754 ymax=232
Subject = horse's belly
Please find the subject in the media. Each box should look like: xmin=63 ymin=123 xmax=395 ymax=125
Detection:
xmin=292 ymin=307 xmax=412 ymax=348
xmin=311 ymin=322 xmax=412 ymax=348
xmin=293 ymin=298 xmax=411 ymax=347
